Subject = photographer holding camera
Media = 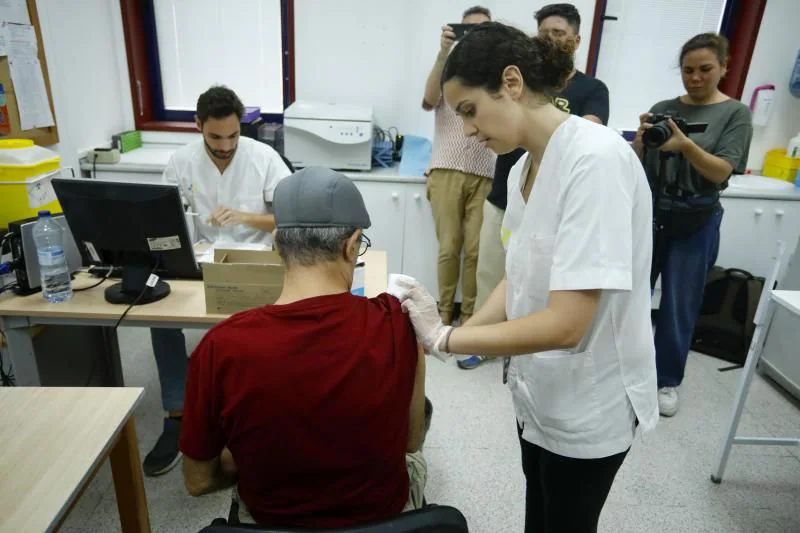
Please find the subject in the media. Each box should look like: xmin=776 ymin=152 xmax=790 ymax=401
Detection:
xmin=634 ymin=33 xmax=753 ymax=417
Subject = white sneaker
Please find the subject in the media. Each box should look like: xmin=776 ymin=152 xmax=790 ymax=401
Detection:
xmin=658 ymin=387 xmax=679 ymax=417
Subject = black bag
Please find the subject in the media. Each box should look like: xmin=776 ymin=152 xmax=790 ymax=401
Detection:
xmin=656 ymin=196 xmax=716 ymax=238
xmin=691 ymin=267 xmax=765 ymax=365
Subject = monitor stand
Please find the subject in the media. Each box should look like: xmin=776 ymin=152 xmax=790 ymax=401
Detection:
xmin=104 ymin=263 xmax=171 ymax=305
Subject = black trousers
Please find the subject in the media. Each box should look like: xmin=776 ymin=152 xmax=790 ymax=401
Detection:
xmin=517 ymin=423 xmax=628 ymax=533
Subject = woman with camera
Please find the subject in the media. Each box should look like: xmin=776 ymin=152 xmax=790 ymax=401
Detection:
xmin=399 ymin=22 xmax=658 ymax=533
xmin=634 ymin=33 xmax=753 ymax=417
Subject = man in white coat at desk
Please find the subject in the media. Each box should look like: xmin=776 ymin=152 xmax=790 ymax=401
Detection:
xmin=144 ymin=85 xmax=291 ymax=476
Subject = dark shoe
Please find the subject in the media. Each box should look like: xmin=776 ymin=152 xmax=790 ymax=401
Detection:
xmin=143 ymin=417 xmax=183 ymax=476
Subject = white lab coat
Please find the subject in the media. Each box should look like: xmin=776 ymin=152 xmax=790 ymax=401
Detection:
xmin=163 ymin=137 xmax=291 ymax=245
xmin=502 ymin=116 xmax=658 ymax=459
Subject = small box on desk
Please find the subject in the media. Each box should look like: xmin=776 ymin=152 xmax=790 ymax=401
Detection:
xmin=202 ymin=249 xmax=370 ymax=315
xmin=203 ymin=249 xmax=285 ymax=315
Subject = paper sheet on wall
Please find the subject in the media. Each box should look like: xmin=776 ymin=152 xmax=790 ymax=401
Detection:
xmin=0 ymin=23 xmax=10 ymax=56
xmin=0 ymin=0 xmax=30 ymax=25
xmin=9 ymin=57 xmax=54 ymax=130
xmin=27 ymin=173 xmax=57 ymax=209
xmin=8 ymin=22 xmax=36 ymax=58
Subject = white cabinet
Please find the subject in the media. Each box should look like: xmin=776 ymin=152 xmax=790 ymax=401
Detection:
xmin=718 ymin=196 xmax=800 ymax=278
xmin=401 ymin=183 xmax=439 ymax=296
xmin=353 ymin=180 xmax=440 ymax=296
xmin=653 ymin=195 xmax=800 ymax=309
xmin=353 ymin=181 xmax=406 ymax=277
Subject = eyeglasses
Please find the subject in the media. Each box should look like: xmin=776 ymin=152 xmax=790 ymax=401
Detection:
xmin=358 ymin=233 xmax=372 ymax=257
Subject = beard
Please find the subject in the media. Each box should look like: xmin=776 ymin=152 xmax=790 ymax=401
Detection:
xmin=204 ymin=139 xmax=237 ymax=160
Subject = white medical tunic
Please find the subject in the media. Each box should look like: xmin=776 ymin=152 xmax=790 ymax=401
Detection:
xmin=502 ymin=116 xmax=658 ymax=459
xmin=162 ymin=136 xmax=291 ymax=245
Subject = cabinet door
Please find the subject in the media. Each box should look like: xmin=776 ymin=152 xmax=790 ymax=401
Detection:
xmin=718 ymin=198 xmax=770 ymax=276
xmin=354 ymin=181 xmax=406 ymax=277
xmin=762 ymin=200 xmax=800 ymax=276
xmin=718 ymin=198 xmax=800 ymax=278
xmin=401 ymin=183 xmax=440 ymax=296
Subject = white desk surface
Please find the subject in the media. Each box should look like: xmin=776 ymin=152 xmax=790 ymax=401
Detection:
xmin=0 ymin=387 xmax=144 ymax=532
xmin=771 ymin=290 xmax=800 ymax=316
xmin=0 ymin=251 xmax=387 ymax=324
xmin=81 ymin=144 xmax=426 ymax=184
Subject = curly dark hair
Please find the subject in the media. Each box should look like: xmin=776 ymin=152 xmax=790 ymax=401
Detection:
xmin=196 ymin=85 xmax=245 ymax=124
xmin=442 ymin=22 xmax=573 ymax=96
xmin=680 ymin=32 xmax=729 ymax=65
xmin=535 ymin=3 xmax=581 ymax=33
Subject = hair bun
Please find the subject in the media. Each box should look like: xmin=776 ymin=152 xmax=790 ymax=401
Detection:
xmin=442 ymin=21 xmax=575 ymax=96
xmin=528 ymin=36 xmax=574 ymax=93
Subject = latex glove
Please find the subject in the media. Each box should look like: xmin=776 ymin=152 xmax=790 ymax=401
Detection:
xmin=396 ymin=277 xmax=451 ymax=357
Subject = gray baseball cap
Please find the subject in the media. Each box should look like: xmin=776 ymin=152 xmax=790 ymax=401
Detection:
xmin=274 ymin=167 xmax=372 ymax=229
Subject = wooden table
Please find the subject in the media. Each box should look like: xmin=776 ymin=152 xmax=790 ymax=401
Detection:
xmin=0 ymin=251 xmax=387 ymax=385
xmin=0 ymin=387 xmax=148 ymax=532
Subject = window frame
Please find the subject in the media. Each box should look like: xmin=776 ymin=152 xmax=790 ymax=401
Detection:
xmin=120 ymin=0 xmax=295 ymax=132
xmin=585 ymin=0 xmax=765 ymax=100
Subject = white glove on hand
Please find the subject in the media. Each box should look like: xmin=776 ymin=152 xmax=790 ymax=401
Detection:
xmin=395 ymin=278 xmax=452 ymax=359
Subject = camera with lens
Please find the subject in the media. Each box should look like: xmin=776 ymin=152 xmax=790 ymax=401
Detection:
xmin=643 ymin=113 xmax=708 ymax=149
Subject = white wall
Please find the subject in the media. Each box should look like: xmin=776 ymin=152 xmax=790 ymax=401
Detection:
xmin=34 ymin=0 xmax=128 ymax=172
xmin=38 ymin=1 xmax=597 ymax=156
xmin=294 ymin=0 xmax=595 ymax=139
xmin=741 ymin=0 xmax=800 ymax=171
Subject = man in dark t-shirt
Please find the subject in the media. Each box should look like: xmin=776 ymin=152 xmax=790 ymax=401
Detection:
xmin=465 ymin=3 xmax=611 ymax=371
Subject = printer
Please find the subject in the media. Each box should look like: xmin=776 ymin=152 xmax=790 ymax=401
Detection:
xmin=283 ymin=102 xmax=374 ymax=171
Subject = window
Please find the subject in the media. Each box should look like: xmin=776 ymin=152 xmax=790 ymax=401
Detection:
xmin=121 ymin=0 xmax=295 ymax=131
xmin=590 ymin=0 xmax=727 ymax=130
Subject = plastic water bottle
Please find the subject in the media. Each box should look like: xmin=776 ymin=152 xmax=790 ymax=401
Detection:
xmin=33 ymin=210 xmax=73 ymax=302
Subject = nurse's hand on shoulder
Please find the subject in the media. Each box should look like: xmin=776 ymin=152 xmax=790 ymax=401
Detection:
xmin=397 ymin=278 xmax=452 ymax=356
xmin=208 ymin=206 xmax=251 ymax=227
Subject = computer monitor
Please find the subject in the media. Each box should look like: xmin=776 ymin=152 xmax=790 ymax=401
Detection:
xmin=51 ymin=178 xmax=201 ymax=305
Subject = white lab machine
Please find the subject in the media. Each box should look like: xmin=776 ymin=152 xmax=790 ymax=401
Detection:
xmin=283 ymin=102 xmax=374 ymax=171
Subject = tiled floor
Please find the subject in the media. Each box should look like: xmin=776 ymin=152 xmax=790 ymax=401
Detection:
xmin=59 ymin=327 xmax=800 ymax=533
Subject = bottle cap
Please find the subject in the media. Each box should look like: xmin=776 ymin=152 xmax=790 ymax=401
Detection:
xmin=38 ymin=210 xmax=51 ymax=217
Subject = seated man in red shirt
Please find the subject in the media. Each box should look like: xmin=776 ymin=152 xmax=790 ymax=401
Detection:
xmin=179 ymin=167 xmax=428 ymax=528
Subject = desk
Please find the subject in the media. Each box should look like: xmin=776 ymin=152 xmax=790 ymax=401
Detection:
xmin=0 ymin=387 xmax=148 ymax=532
xmin=0 ymin=251 xmax=387 ymax=385
xmin=712 ymin=288 xmax=800 ymax=483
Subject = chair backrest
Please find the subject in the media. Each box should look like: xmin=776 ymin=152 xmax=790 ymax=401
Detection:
xmin=279 ymin=152 xmax=296 ymax=173
xmin=198 ymin=505 xmax=468 ymax=533
xmin=754 ymin=240 xmax=787 ymax=326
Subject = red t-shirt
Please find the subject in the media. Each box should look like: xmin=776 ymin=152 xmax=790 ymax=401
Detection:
xmin=179 ymin=292 xmax=419 ymax=528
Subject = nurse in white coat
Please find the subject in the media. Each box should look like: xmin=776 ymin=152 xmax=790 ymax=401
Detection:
xmin=399 ymin=23 xmax=658 ymax=533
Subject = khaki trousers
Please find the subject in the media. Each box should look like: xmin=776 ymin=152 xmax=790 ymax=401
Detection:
xmin=475 ymin=200 xmax=506 ymax=311
xmin=427 ymin=169 xmax=492 ymax=318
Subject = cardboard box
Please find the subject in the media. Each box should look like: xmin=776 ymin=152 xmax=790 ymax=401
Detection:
xmin=203 ymin=249 xmax=285 ymax=314
xmin=203 ymin=249 xmax=371 ymax=315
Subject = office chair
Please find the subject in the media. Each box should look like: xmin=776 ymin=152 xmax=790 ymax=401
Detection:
xmin=198 ymin=505 xmax=469 ymax=533
xmin=279 ymin=152 xmax=296 ymax=173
